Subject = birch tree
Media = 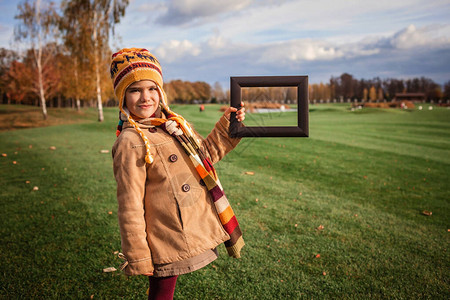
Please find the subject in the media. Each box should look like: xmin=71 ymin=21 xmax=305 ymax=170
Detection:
xmin=15 ymin=0 xmax=59 ymax=119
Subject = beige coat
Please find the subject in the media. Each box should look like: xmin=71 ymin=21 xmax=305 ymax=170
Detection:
xmin=112 ymin=116 xmax=240 ymax=276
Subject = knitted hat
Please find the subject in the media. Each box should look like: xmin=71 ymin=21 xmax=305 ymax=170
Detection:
xmin=110 ymin=48 xmax=193 ymax=164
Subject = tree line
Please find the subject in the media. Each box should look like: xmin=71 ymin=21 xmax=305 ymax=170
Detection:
xmin=310 ymin=73 xmax=449 ymax=102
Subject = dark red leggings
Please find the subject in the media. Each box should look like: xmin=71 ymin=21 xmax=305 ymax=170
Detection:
xmin=148 ymin=275 xmax=178 ymax=300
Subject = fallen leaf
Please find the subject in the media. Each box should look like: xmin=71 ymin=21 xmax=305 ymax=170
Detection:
xmin=113 ymin=251 xmax=119 ymax=255
xmin=315 ymin=254 xmax=321 ymax=258
xmin=12 ymin=161 xmax=17 ymax=164
xmin=1 ymin=153 xmax=6 ymax=157
xmin=49 ymin=146 xmax=56 ymax=150
xmin=317 ymin=225 xmax=324 ymax=231
xmin=255 ymin=198 xmax=259 ymax=202
xmin=294 ymin=224 xmax=298 ymax=227
xmin=263 ymin=205 xmax=267 ymax=208
xmin=322 ymin=271 xmax=327 ymax=276
xmin=25 ymin=181 xmax=30 ymax=184
xmin=421 ymin=210 xmax=432 ymax=216
xmin=100 ymin=150 xmax=109 ymax=154
xmin=29 ymin=145 xmax=33 ymax=149
xmin=102 ymin=267 xmax=117 ymax=273
xmin=108 ymin=211 xmax=113 ymax=215
xmin=90 ymin=295 xmax=94 ymax=299
xmin=245 ymin=171 xmax=255 ymax=175
xmin=32 ymin=186 xmax=39 ymax=191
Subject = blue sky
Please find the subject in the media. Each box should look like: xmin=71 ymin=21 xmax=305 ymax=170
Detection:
xmin=2 ymin=0 xmax=450 ymax=87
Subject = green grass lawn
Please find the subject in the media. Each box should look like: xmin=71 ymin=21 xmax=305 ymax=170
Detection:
xmin=0 ymin=104 xmax=449 ymax=299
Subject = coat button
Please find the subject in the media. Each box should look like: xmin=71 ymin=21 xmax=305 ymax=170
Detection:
xmin=199 ymin=179 xmax=206 ymax=186
xmin=181 ymin=184 xmax=190 ymax=192
xmin=148 ymin=127 xmax=157 ymax=133
xmin=169 ymin=154 xmax=178 ymax=162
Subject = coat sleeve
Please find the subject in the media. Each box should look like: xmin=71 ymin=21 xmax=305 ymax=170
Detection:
xmin=199 ymin=115 xmax=242 ymax=164
xmin=112 ymin=134 xmax=154 ymax=276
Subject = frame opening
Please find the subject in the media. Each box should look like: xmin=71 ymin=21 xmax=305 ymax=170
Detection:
xmin=229 ymin=76 xmax=309 ymax=138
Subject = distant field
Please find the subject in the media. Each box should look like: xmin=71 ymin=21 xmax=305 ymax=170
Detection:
xmin=0 ymin=104 xmax=449 ymax=299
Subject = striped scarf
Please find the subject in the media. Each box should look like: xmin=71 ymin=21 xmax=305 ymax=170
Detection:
xmin=148 ymin=115 xmax=244 ymax=258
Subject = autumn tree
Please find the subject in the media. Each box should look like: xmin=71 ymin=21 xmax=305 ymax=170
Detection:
xmin=4 ymin=44 xmax=61 ymax=107
xmin=443 ymin=81 xmax=450 ymax=100
xmin=192 ymin=81 xmax=211 ymax=102
xmin=3 ymin=60 xmax=32 ymax=104
xmin=0 ymin=48 xmax=19 ymax=104
xmin=362 ymin=88 xmax=368 ymax=101
xmin=211 ymin=81 xmax=225 ymax=103
xmin=369 ymin=86 xmax=377 ymax=101
xmin=60 ymin=0 xmax=93 ymax=111
xmin=15 ymin=0 xmax=59 ymax=119
xmin=377 ymin=87 xmax=384 ymax=101
xmin=61 ymin=0 xmax=129 ymax=121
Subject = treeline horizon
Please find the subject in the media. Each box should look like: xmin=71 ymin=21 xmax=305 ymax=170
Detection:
xmin=1 ymin=45 xmax=449 ymax=108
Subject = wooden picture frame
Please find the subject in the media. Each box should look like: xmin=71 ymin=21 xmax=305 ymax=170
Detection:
xmin=229 ymin=76 xmax=309 ymax=138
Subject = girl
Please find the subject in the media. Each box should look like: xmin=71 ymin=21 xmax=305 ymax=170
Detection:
xmin=111 ymin=48 xmax=245 ymax=299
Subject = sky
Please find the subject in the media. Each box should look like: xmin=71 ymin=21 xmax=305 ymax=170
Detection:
xmin=1 ymin=0 xmax=450 ymax=88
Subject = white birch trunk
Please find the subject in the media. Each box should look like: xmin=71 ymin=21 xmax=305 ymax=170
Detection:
xmin=93 ymin=10 xmax=104 ymax=122
xmin=36 ymin=0 xmax=48 ymax=120
xmin=74 ymin=57 xmax=81 ymax=112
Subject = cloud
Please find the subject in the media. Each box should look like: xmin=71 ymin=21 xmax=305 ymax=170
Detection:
xmin=153 ymin=23 xmax=450 ymax=85
xmin=390 ymin=24 xmax=450 ymax=49
xmin=156 ymin=0 xmax=252 ymax=25
xmin=255 ymin=24 xmax=450 ymax=68
xmin=153 ymin=39 xmax=201 ymax=62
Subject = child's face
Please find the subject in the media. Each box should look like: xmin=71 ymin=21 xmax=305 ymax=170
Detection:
xmin=125 ymin=80 xmax=160 ymax=119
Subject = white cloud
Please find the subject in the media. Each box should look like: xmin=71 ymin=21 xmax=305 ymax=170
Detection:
xmin=254 ymin=23 xmax=450 ymax=68
xmin=390 ymin=24 xmax=450 ymax=49
xmin=206 ymin=28 xmax=229 ymax=49
xmin=259 ymin=40 xmax=343 ymax=64
xmin=153 ymin=39 xmax=201 ymax=62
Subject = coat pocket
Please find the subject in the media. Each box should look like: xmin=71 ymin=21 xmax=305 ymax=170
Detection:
xmin=171 ymin=172 xmax=207 ymax=207
xmin=175 ymin=184 xmax=204 ymax=207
